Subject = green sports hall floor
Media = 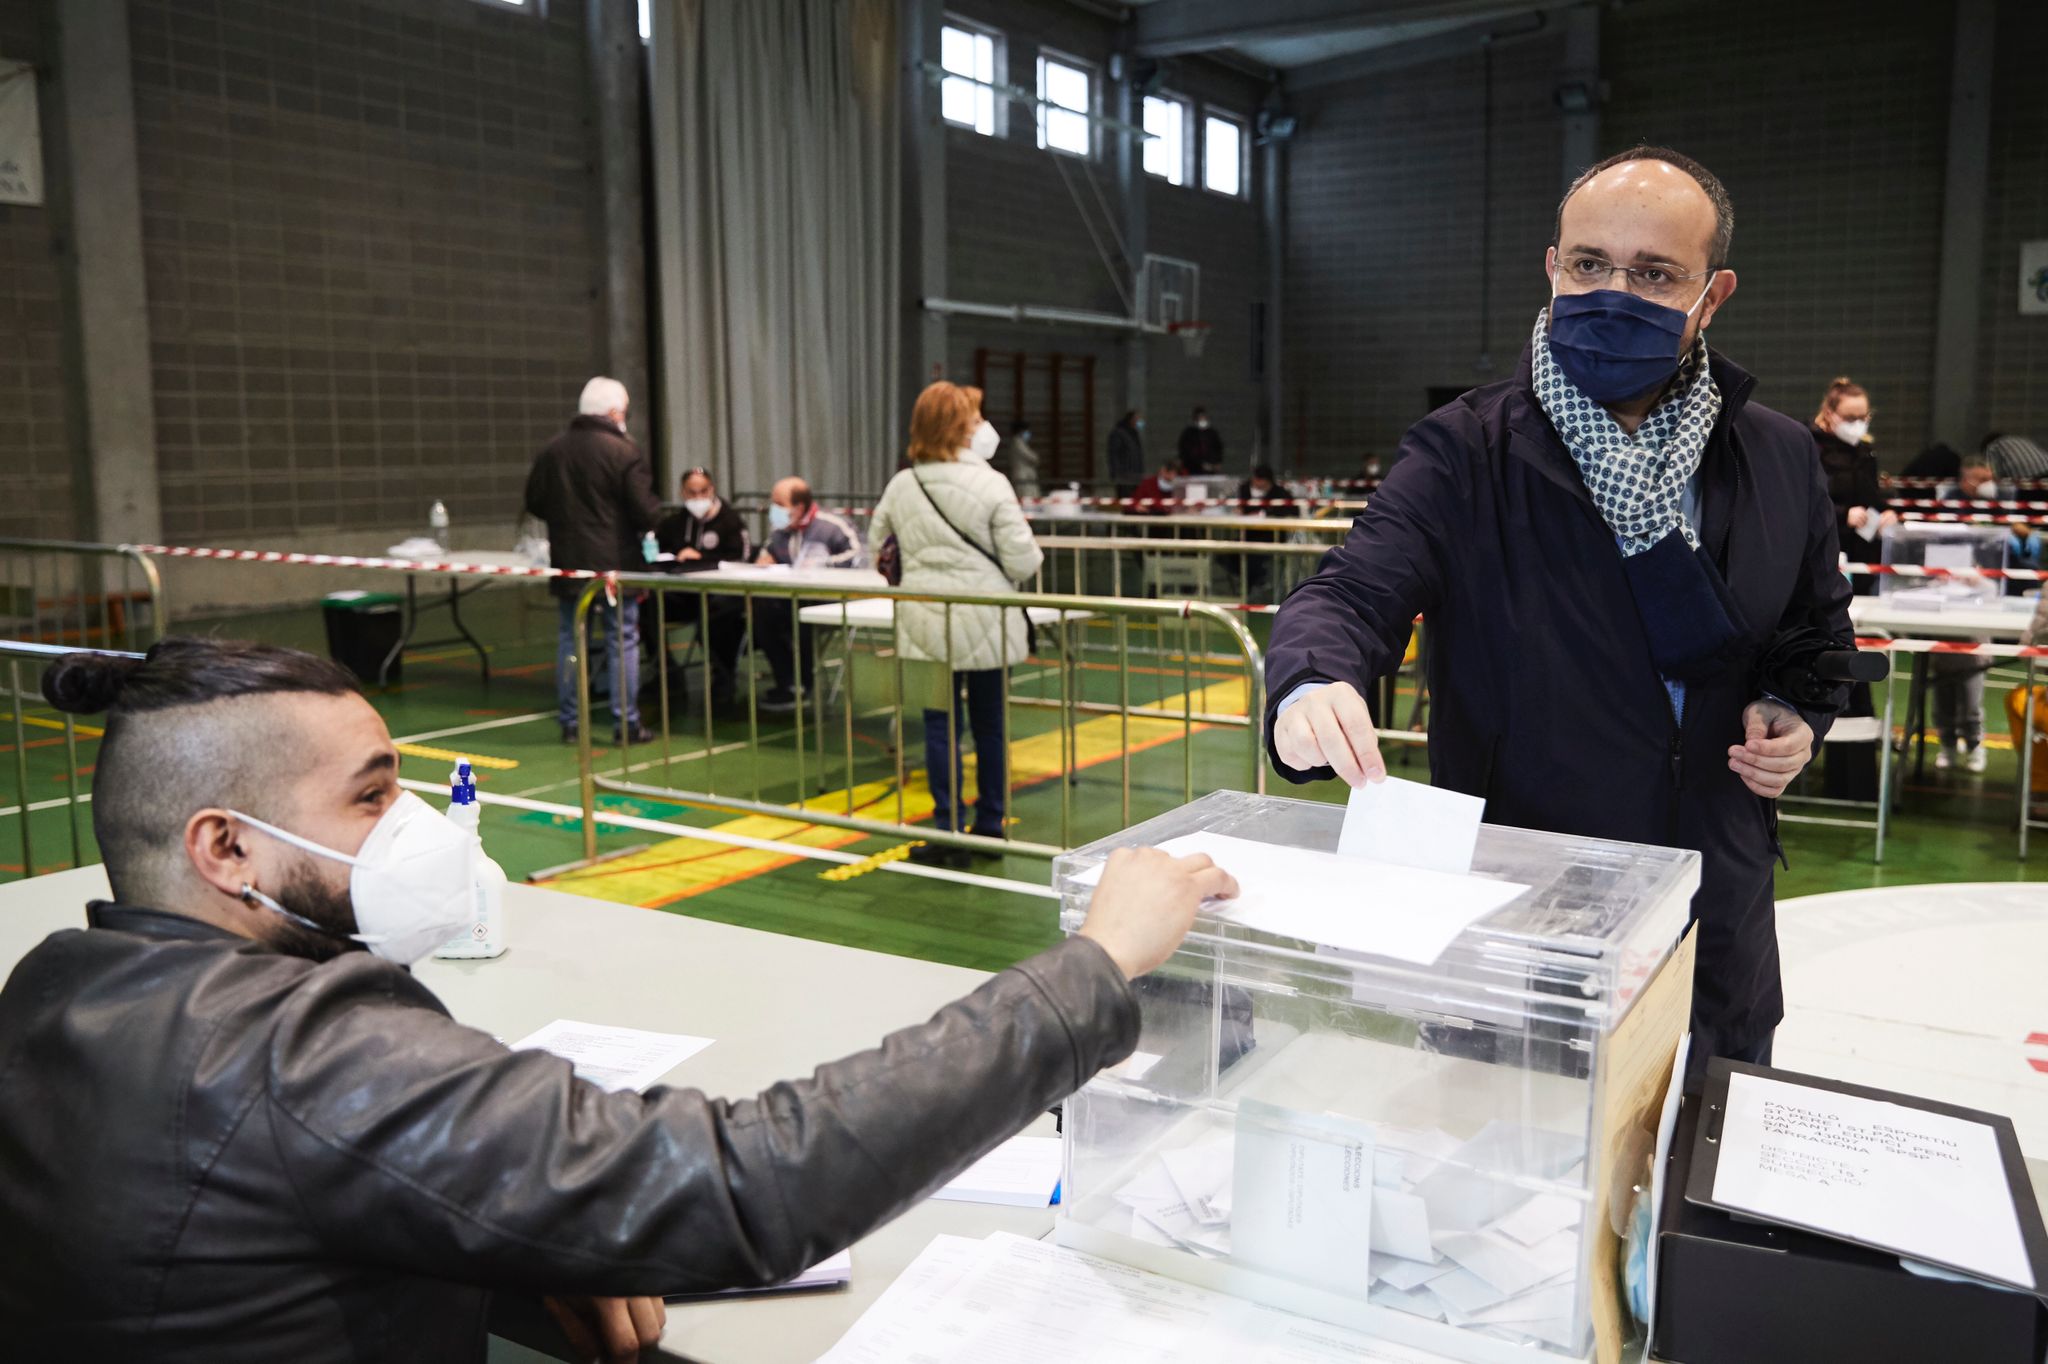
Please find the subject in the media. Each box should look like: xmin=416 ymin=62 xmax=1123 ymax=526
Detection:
xmin=7 ymin=587 xmax=2044 ymax=976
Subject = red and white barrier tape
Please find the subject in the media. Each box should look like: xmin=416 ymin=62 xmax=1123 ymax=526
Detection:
xmin=1886 ymin=498 xmax=2048 ymax=511
xmin=1882 ymin=477 xmax=2048 ymax=491
xmin=1853 ymin=635 xmax=2048 ymax=660
xmin=1896 ymin=511 xmax=2046 ymax=527
xmin=1838 ymin=561 xmax=2045 ymax=582
xmin=125 ymin=544 xmax=603 ymax=581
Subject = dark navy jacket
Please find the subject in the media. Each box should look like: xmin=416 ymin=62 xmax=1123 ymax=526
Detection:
xmin=1266 ymin=344 xmax=1854 ymax=1056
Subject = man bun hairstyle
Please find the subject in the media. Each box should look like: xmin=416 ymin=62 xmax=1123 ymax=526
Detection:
xmin=43 ymin=637 xmax=358 ymax=716
xmin=1556 ymin=144 xmax=1734 ymax=270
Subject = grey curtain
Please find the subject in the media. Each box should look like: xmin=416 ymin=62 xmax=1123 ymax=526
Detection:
xmin=651 ymin=0 xmax=900 ymax=501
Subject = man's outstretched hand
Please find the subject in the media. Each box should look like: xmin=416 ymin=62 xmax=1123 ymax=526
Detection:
xmin=544 ymin=1295 xmax=666 ymax=1363
xmin=1271 ymin=681 xmax=1385 ymax=787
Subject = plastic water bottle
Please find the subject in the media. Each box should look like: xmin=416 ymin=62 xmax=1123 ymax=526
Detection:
xmin=642 ymin=530 xmax=659 ymax=564
xmin=428 ymin=500 xmax=450 ymax=551
xmin=433 ymin=759 xmax=508 ymax=960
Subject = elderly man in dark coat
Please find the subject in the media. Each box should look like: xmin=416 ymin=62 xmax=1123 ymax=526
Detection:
xmin=1266 ymin=147 xmax=1854 ymax=1066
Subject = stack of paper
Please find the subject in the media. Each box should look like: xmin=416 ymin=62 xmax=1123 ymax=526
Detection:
xmin=669 ymin=1249 xmax=851 ymax=1301
xmin=1092 ymin=1114 xmax=1591 ymax=1352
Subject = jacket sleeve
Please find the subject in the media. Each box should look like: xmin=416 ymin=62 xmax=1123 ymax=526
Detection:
xmin=990 ymin=482 xmax=1043 ymax=583
xmin=1768 ymin=450 xmax=1857 ymax=744
xmin=620 ymin=447 xmax=665 ymax=535
xmin=261 ymin=936 xmax=1137 ymax=1297
xmin=523 ymin=453 xmax=550 ymax=523
xmin=1263 ymin=421 xmax=1458 ymax=784
xmin=868 ymin=481 xmax=895 ymax=549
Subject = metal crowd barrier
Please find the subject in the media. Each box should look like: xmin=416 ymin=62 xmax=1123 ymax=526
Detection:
xmin=0 ymin=538 xmax=165 ymax=652
xmin=3 ymin=639 xmax=136 ymax=879
xmin=572 ymin=571 xmax=1267 ymax=865
xmin=1030 ymin=533 xmax=1335 ymax=605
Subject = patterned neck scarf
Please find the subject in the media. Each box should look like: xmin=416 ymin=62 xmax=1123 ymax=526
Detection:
xmin=1530 ymin=309 xmax=1723 ymax=557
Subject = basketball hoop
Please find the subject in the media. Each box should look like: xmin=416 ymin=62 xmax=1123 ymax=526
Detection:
xmin=1167 ymin=320 xmax=1211 ymax=359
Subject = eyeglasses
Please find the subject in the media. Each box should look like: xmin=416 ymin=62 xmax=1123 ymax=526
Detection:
xmin=1555 ymin=252 xmax=1716 ymax=306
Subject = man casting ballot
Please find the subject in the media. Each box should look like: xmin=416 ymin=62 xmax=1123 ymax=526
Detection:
xmin=1266 ymin=147 xmax=1855 ymax=1066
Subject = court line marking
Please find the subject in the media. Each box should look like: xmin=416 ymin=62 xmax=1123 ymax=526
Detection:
xmin=389 ymin=711 xmax=555 ymax=745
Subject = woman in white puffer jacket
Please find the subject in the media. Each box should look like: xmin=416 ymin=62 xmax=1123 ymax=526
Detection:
xmin=869 ymin=382 xmax=1045 ymax=868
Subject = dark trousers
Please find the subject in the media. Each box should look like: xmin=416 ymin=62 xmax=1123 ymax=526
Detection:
xmin=924 ymin=668 xmax=1007 ymax=834
xmin=754 ymin=599 xmax=814 ymax=692
xmin=658 ymin=593 xmax=744 ymax=699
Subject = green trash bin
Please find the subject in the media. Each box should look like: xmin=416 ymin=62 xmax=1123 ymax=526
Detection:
xmin=322 ymin=590 xmax=404 ymax=686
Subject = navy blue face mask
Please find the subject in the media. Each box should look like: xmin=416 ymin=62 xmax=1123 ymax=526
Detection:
xmin=1547 ymin=280 xmax=1712 ymax=403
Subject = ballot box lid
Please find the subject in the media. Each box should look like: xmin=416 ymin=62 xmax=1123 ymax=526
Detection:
xmin=1054 ymin=790 xmax=1699 ymax=1030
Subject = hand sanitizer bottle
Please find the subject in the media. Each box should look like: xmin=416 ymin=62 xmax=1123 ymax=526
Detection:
xmin=641 ymin=530 xmax=659 ymax=564
xmin=434 ymin=759 xmax=508 ymax=959
xmin=429 ymin=500 xmax=450 ymax=551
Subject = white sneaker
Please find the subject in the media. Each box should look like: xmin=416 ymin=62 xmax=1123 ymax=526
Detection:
xmin=1935 ymin=746 xmax=1952 ymax=771
xmin=1966 ymin=744 xmax=1988 ymax=774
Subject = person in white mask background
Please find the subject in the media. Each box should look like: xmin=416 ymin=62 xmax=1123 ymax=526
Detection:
xmin=1177 ymin=405 xmax=1223 ymax=474
xmin=5 ymin=636 xmax=1234 ymax=1360
xmin=653 ymin=467 xmax=752 ymax=709
xmin=869 ymin=382 xmax=1043 ymax=867
xmin=1811 ymin=376 xmax=1894 ymax=597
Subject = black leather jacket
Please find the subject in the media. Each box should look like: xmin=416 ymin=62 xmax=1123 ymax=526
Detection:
xmin=0 ymin=903 xmax=1138 ymax=1361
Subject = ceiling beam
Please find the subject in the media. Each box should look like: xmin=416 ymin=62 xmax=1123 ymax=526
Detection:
xmin=1132 ymin=0 xmax=1543 ymax=57
xmin=1283 ymin=6 xmax=1560 ymax=90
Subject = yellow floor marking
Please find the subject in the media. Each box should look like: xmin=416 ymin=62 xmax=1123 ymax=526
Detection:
xmin=0 ymin=713 xmax=104 ymax=738
xmin=537 ymin=677 xmax=1249 ymax=909
xmin=395 ymin=742 xmax=520 ymax=770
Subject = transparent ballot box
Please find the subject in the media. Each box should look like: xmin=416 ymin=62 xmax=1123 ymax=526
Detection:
xmin=1053 ymin=791 xmax=1699 ymax=1364
xmin=1880 ymin=521 xmax=2007 ymax=608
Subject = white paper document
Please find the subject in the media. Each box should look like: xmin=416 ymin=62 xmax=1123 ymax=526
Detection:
xmin=1124 ymin=831 xmax=1527 ymax=966
xmin=1923 ymin=542 xmax=1977 ymax=571
xmin=815 ymin=1231 xmax=1459 ymax=1364
xmin=1709 ymin=1070 xmax=2034 ymax=1289
xmin=508 ymin=1019 xmax=713 ymax=1092
xmin=1339 ymin=776 xmax=1484 ymax=875
xmin=931 ymin=1135 xmax=1064 ymax=1207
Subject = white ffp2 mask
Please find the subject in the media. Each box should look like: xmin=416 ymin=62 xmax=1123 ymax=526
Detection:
xmin=232 ymin=791 xmax=477 ymax=965
xmin=1833 ymin=418 xmax=1869 ymax=447
xmin=682 ymin=497 xmax=714 ymax=520
xmin=965 ymin=419 xmax=999 ymax=463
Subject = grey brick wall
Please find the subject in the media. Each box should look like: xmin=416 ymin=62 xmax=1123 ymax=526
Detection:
xmin=1284 ymin=33 xmax=1563 ymax=475
xmin=939 ymin=0 xmax=1268 ymax=483
xmin=1282 ymin=0 xmax=2030 ymax=475
xmin=128 ymin=0 xmax=603 ymax=544
xmin=0 ymin=7 xmax=74 ymax=539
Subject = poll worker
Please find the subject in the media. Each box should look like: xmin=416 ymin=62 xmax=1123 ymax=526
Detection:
xmin=0 ymin=638 xmax=1236 ymax=1363
xmin=1266 ymin=147 xmax=1854 ymax=1067
xmin=1178 ymin=405 xmax=1224 ymax=474
xmin=653 ymin=466 xmax=751 ymax=710
xmin=524 ymin=376 xmax=662 ymax=746
xmin=1812 ymin=376 xmax=1894 ymax=594
xmin=1107 ymin=409 xmax=1145 ymax=498
xmin=752 ymin=476 xmax=864 ymax=711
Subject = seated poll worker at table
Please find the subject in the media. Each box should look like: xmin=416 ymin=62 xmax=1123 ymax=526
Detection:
xmin=653 ymin=466 xmax=752 ymax=709
xmin=1266 ymin=147 xmax=1854 ymax=1068
xmin=0 ymin=639 xmax=1236 ymax=1364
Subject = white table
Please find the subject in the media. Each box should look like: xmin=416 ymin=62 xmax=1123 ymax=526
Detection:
xmin=378 ymin=549 xmax=552 ymax=689
xmin=1776 ymin=882 xmax=2048 ymax=1163
xmin=795 ymin=598 xmax=1084 ymax=630
xmin=712 ymin=562 xmax=888 ymax=592
xmin=0 ymin=868 xmax=1048 ymax=1364
xmin=1849 ymin=596 xmax=2033 ymax=640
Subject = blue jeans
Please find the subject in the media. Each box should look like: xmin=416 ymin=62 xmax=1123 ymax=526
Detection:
xmin=924 ymin=669 xmax=1007 ymax=834
xmin=557 ymin=594 xmax=640 ymax=731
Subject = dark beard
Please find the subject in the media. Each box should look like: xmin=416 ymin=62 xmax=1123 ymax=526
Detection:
xmin=261 ymin=861 xmax=364 ymax=963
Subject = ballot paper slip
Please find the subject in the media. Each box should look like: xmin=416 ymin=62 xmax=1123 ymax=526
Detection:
xmin=1339 ymin=777 xmax=1484 ymax=876
xmin=814 ymin=1231 xmax=1468 ymax=1364
xmin=1706 ymin=1069 xmax=2034 ymax=1289
xmin=1100 ymin=1114 xmax=1589 ymax=1350
xmin=508 ymin=1020 xmax=713 ymax=1093
xmin=1076 ymin=831 xmax=1527 ymax=967
xmin=931 ymin=1135 xmax=1064 ymax=1207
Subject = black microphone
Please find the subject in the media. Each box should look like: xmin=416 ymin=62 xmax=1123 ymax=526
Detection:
xmin=1812 ymin=649 xmax=1889 ymax=683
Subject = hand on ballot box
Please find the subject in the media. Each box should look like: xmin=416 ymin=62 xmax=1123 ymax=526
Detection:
xmin=1079 ymin=847 xmax=1241 ymax=979
xmin=543 ymin=1294 xmax=666 ymax=1364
